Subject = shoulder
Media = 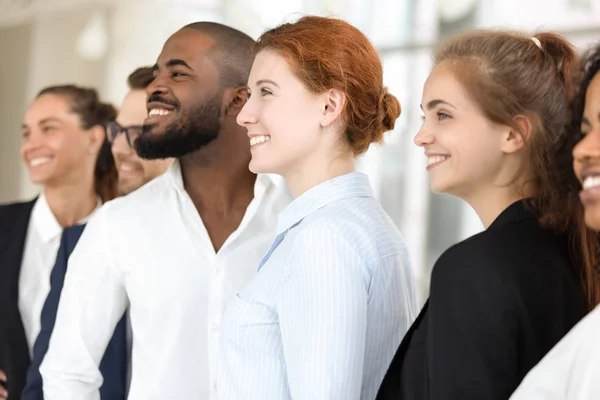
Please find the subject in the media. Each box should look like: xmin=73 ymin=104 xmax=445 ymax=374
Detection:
xmin=0 ymin=199 xmax=35 ymax=218
xmin=291 ymin=217 xmax=358 ymax=250
xmin=292 ymin=198 xmax=405 ymax=260
xmin=431 ymin=219 xmax=571 ymax=298
xmin=80 ymin=174 xmax=173 ymax=242
xmin=100 ymin=173 xmax=171 ymax=218
xmin=436 ymin=218 xmax=558 ymax=276
xmin=0 ymin=199 xmax=36 ymax=231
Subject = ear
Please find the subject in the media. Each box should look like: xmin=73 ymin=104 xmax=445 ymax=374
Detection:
xmin=320 ymin=88 xmax=346 ymax=128
xmin=223 ymin=86 xmax=249 ymax=117
xmin=501 ymin=115 xmax=532 ymax=154
xmin=88 ymin=125 xmax=106 ymax=154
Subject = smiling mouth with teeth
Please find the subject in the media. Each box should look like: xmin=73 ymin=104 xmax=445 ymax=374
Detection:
xmin=583 ymin=175 xmax=600 ymax=190
xmin=427 ymin=155 xmax=450 ymax=168
xmin=148 ymin=108 xmax=172 ymax=117
xmin=250 ymin=135 xmax=271 ymax=147
xmin=29 ymin=157 xmax=52 ymax=167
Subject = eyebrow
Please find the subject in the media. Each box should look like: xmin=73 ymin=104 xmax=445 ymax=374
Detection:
xmin=255 ymin=79 xmax=280 ymax=88
xmin=39 ymin=118 xmax=62 ymax=125
xmin=152 ymin=59 xmax=194 ymax=72
xmin=420 ymin=99 xmax=457 ymax=111
xmin=22 ymin=117 xmax=62 ymax=129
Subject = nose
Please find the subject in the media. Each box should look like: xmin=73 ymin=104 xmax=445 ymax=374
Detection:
xmin=146 ymin=71 xmax=168 ymax=98
xmin=111 ymin=132 xmax=133 ymax=158
xmin=20 ymin=129 xmax=43 ymax=157
xmin=574 ymin=129 xmax=600 ymax=163
xmin=236 ymin=96 xmax=258 ymax=128
xmin=414 ymin=124 xmax=434 ymax=147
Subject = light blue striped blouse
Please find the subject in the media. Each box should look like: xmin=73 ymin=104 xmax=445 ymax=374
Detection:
xmin=217 ymin=172 xmax=417 ymax=400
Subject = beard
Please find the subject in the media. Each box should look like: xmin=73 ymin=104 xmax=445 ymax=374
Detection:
xmin=135 ymin=93 xmax=222 ymax=160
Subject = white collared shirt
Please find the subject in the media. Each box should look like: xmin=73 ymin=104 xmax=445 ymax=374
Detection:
xmin=217 ymin=172 xmax=416 ymax=399
xmin=510 ymin=304 xmax=600 ymax=400
xmin=40 ymin=161 xmax=293 ymax=400
xmin=18 ymin=192 xmax=100 ymax=356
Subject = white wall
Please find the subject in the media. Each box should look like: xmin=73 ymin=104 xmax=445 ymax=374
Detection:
xmin=0 ymin=23 xmax=32 ymax=203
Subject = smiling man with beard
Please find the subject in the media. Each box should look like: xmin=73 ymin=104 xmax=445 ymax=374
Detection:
xmin=39 ymin=22 xmax=293 ymax=400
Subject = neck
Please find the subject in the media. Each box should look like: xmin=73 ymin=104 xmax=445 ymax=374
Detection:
xmin=179 ymin=145 xmax=256 ymax=213
xmin=285 ymin=152 xmax=355 ymax=197
xmin=462 ymin=186 xmax=524 ymax=228
xmin=44 ymin=182 xmax=97 ymax=228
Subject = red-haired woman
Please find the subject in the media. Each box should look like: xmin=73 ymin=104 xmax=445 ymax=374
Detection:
xmin=217 ymin=15 xmax=417 ymax=400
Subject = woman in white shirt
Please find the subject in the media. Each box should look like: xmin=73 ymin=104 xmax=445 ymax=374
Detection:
xmin=217 ymin=15 xmax=417 ymax=400
xmin=0 ymin=85 xmax=117 ymax=399
xmin=510 ymin=42 xmax=600 ymax=400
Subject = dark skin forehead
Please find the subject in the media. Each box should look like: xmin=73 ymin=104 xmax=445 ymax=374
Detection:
xmin=155 ymin=28 xmax=221 ymax=86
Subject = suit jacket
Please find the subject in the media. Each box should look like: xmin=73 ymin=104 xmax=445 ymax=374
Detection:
xmin=0 ymin=202 xmax=127 ymax=400
xmin=377 ymin=200 xmax=588 ymax=400
xmin=0 ymin=200 xmax=36 ymax=400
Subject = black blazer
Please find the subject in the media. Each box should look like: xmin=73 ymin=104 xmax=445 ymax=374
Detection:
xmin=377 ymin=200 xmax=587 ymax=400
xmin=0 ymin=200 xmax=36 ymax=400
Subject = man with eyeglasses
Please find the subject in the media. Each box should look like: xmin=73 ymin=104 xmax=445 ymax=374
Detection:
xmin=107 ymin=67 xmax=173 ymax=195
xmin=18 ymin=67 xmax=171 ymax=400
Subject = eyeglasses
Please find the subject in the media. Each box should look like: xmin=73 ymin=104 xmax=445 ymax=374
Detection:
xmin=106 ymin=121 xmax=143 ymax=148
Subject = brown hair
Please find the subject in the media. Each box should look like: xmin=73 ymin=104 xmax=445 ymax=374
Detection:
xmin=127 ymin=66 xmax=155 ymax=90
xmin=255 ymin=15 xmax=400 ymax=155
xmin=37 ymin=85 xmax=118 ymax=203
xmin=435 ymin=29 xmax=600 ymax=307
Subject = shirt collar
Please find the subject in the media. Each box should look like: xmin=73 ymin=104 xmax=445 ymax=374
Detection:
xmin=32 ymin=192 xmax=102 ymax=243
xmin=488 ymin=199 xmax=536 ymax=230
xmin=168 ymin=158 xmax=286 ymax=197
xmin=277 ymin=172 xmax=373 ymax=235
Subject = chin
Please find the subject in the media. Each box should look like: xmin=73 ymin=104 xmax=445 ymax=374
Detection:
xmin=28 ymin=173 xmax=51 ymax=186
xmin=248 ymin=152 xmax=279 ymax=175
xmin=248 ymin=158 xmax=267 ymax=174
xmin=428 ymin=179 xmax=450 ymax=195
xmin=584 ymin=206 xmax=600 ymax=231
xmin=119 ymin=179 xmax=143 ymax=195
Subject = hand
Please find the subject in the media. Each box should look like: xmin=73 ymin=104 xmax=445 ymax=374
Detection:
xmin=0 ymin=369 xmax=7 ymax=399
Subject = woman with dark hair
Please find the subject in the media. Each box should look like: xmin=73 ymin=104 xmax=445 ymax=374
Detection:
xmin=510 ymin=42 xmax=600 ymax=400
xmin=377 ymin=30 xmax=597 ymax=400
xmin=0 ymin=85 xmax=124 ymax=400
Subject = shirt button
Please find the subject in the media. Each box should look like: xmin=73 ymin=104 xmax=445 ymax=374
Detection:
xmin=212 ymin=321 xmax=221 ymax=330
xmin=214 ymin=268 xmax=222 ymax=276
